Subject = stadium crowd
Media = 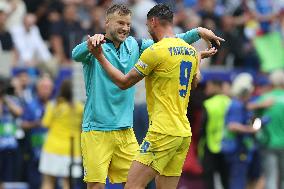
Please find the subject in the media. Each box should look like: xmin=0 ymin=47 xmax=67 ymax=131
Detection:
xmin=0 ymin=0 xmax=284 ymax=189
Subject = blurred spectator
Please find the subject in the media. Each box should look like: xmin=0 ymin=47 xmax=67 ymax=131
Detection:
xmin=49 ymin=4 xmax=85 ymax=64
xmin=280 ymin=8 xmax=284 ymax=40
xmin=129 ymin=0 xmax=156 ymax=38
xmin=223 ymin=73 xmax=259 ymax=189
xmin=0 ymin=4 xmax=18 ymax=76
xmin=97 ymin=0 xmax=113 ymax=9
xmin=249 ymin=0 xmax=280 ymax=34
xmin=39 ymin=79 xmax=83 ymax=189
xmin=198 ymin=0 xmax=221 ymax=28
xmin=217 ymin=15 xmax=246 ymax=67
xmin=200 ymin=79 xmax=231 ymax=189
xmin=22 ymin=0 xmax=63 ymax=41
xmin=10 ymin=13 xmax=52 ymax=68
xmin=11 ymin=68 xmax=34 ymax=103
xmin=76 ymin=0 xmax=97 ymax=30
xmin=86 ymin=6 xmax=105 ymax=35
xmin=0 ymin=77 xmax=23 ymax=189
xmin=248 ymin=70 xmax=284 ymax=189
xmin=0 ymin=4 xmax=14 ymax=52
xmin=4 ymin=0 xmax=27 ymax=31
xmin=245 ymin=75 xmax=270 ymax=189
xmin=21 ymin=75 xmax=54 ymax=189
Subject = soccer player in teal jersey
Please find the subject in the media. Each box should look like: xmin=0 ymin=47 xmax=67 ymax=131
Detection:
xmin=72 ymin=4 xmax=223 ymax=189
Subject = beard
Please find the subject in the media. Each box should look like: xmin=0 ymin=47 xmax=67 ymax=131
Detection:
xmin=109 ymin=29 xmax=129 ymax=43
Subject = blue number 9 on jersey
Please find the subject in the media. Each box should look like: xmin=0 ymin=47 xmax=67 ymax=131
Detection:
xmin=179 ymin=61 xmax=192 ymax=97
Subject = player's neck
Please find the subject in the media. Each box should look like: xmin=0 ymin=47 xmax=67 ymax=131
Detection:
xmin=156 ymin=26 xmax=175 ymax=41
xmin=105 ymin=33 xmax=121 ymax=48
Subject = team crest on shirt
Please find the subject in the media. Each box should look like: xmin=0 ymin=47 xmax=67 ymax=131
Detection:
xmin=137 ymin=60 xmax=148 ymax=70
xmin=140 ymin=141 xmax=150 ymax=153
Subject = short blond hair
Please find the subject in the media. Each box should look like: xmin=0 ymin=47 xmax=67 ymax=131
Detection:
xmin=231 ymin=73 xmax=254 ymax=97
xmin=106 ymin=4 xmax=131 ymax=17
xmin=269 ymin=70 xmax=284 ymax=87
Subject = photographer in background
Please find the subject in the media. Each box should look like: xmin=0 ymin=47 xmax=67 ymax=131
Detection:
xmin=0 ymin=77 xmax=23 ymax=189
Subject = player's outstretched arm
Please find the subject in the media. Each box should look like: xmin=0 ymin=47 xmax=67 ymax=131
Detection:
xmin=196 ymin=27 xmax=225 ymax=47
xmin=88 ymin=35 xmax=143 ymax=90
xmin=140 ymin=27 xmax=224 ymax=58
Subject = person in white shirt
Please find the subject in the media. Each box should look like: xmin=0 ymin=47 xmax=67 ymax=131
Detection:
xmin=10 ymin=13 xmax=51 ymax=67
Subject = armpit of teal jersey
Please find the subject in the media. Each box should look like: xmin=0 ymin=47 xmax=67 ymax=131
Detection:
xmin=71 ymin=30 xmax=200 ymax=132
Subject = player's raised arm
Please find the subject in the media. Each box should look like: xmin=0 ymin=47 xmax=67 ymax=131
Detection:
xmin=139 ymin=27 xmax=224 ymax=55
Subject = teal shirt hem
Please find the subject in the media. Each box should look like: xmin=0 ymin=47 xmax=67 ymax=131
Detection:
xmin=82 ymin=122 xmax=133 ymax=132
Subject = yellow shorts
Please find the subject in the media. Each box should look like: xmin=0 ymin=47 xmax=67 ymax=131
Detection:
xmin=135 ymin=131 xmax=191 ymax=176
xmin=81 ymin=128 xmax=139 ymax=184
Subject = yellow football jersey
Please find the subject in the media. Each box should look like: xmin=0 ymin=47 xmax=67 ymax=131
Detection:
xmin=134 ymin=37 xmax=199 ymax=137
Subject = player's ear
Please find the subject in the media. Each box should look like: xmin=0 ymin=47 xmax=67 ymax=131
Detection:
xmin=149 ymin=17 xmax=155 ymax=25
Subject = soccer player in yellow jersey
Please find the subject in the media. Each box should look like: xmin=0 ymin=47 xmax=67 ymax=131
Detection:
xmin=89 ymin=4 xmax=218 ymax=189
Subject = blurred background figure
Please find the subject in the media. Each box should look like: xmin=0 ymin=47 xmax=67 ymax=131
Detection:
xmin=3 ymin=0 xmax=27 ymax=31
xmin=21 ymin=75 xmax=54 ymax=189
xmin=49 ymin=4 xmax=85 ymax=65
xmin=248 ymin=70 xmax=284 ymax=189
xmin=129 ymin=0 xmax=156 ymax=38
xmin=10 ymin=13 xmax=52 ymax=70
xmin=0 ymin=77 xmax=23 ymax=189
xmin=39 ymin=79 xmax=83 ymax=189
xmin=86 ymin=6 xmax=105 ymax=35
xmin=199 ymin=79 xmax=231 ymax=189
xmin=0 ymin=2 xmax=18 ymax=77
xmin=223 ymin=73 xmax=260 ymax=189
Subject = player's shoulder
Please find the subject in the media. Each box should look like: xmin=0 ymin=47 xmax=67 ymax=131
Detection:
xmin=124 ymin=36 xmax=140 ymax=45
xmin=178 ymin=38 xmax=197 ymax=51
xmin=123 ymin=36 xmax=142 ymax=50
xmin=146 ymin=39 xmax=167 ymax=51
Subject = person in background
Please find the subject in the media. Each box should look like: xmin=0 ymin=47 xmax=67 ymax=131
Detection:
xmin=50 ymin=4 xmax=85 ymax=65
xmin=200 ymin=79 xmax=231 ymax=189
xmin=0 ymin=3 xmax=18 ymax=76
xmin=10 ymin=13 xmax=52 ymax=68
xmin=0 ymin=77 xmax=23 ymax=189
xmin=223 ymin=73 xmax=260 ymax=189
xmin=21 ymin=75 xmax=54 ymax=189
xmin=247 ymin=70 xmax=284 ymax=189
xmin=39 ymin=79 xmax=83 ymax=189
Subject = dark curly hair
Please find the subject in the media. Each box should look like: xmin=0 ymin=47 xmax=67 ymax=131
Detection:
xmin=147 ymin=4 xmax=173 ymax=24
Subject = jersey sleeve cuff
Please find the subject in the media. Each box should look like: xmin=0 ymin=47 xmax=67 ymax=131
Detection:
xmin=134 ymin=66 xmax=146 ymax=77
